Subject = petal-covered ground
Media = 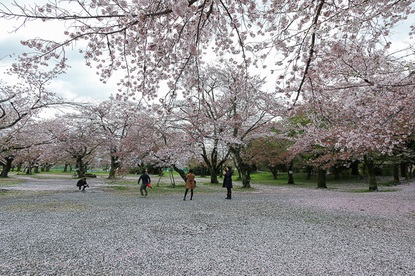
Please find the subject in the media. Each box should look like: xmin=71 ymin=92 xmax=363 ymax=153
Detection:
xmin=1 ymin=175 xmax=414 ymax=275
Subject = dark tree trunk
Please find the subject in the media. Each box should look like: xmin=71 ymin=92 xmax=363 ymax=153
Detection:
xmin=393 ymin=162 xmax=400 ymax=185
xmin=306 ymin=166 xmax=313 ymax=180
xmin=200 ymin=141 xmax=228 ymax=184
xmin=25 ymin=162 xmax=33 ymax=175
xmin=42 ymin=163 xmax=53 ymax=172
xmin=364 ymin=156 xmax=378 ymax=191
xmin=16 ymin=162 xmax=23 ymax=172
xmin=228 ymin=146 xmax=251 ymax=188
xmin=108 ymin=156 xmax=120 ymax=179
xmin=317 ymin=168 xmax=327 ymax=188
xmin=75 ymin=157 xmax=86 ymax=178
xmin=400 ymin=162 xmax=408 ymax=180
xmin=33 ymin=163 xmax=39 ymax=173
xmin=172 ymin=165 xmax=187 ymax=182
xmin=332 ymin=166 xmax=341 ymax=180
xmin=241 ymin=164 xmax=251 ymax=188
xmin=268 ymin=165 xmax=278 ymax=180
xmin=351 ymin=160 xmax=360 ymax=176
xmin=210 ymin=167 xmax=219 ymax=184
xmin=0 ymin=156 xmax=14 ymax=178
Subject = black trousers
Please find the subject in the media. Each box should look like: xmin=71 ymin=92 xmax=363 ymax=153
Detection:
xmin=226 ymin=188 xmax=232 ymax=198
xmin=184 ymin=189 xmax=193 ymax=199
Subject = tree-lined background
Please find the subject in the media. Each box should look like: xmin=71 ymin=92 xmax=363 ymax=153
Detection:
xmin=1 ymin=0 xmax=415 ymax=191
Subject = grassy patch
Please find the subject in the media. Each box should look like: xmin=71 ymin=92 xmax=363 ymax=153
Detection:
xmin=249 ymin=172 xmax=316 ymax=188
xmin=0 ymin=177 xmax=26 ymax=187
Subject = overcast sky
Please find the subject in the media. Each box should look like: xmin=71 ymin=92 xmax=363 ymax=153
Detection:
xmin=0 ymin=0 xmax=118 ymax=103
xmin=0 ymin=33 xmax=117 ymax=104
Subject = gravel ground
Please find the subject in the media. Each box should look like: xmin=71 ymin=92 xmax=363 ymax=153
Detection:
xmin=1 ymin=176 xmax=415 ymax=275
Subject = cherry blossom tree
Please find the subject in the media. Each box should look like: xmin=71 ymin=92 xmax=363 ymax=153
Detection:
xmin=219 ymin=67 xmax=283 ymax=187
xmin=1 ymin=1 xmax=413 ymax=102
xmin=0 ymin=70 xmax=66 ymax=132
xmin=288 ymin=39 xmax=415 ymax=190
xmin=169 ymin=64 xmax=284 ymax=187
xmin=138 ymin=108 xmax=200 ymax=182
xmin=0 ymin=60 xmax=75 ymax=177
xmin=81 ymin=99 xmax=151 ymax=178
xmin=45 ymin=115 xmax=105 ymax=178
xmin=2 ymin=0 xmax=415 ymax=188
xmin=168 ymin=65 xmax=233 ymax=184
xmin=0 ymin=119 xmax=56 ymax=177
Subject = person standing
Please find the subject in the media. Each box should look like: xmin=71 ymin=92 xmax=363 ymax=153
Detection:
xmin=138 ymin=170 xmax=151 ymax=197
xmin=223 ymin=166 xmax=233 ymax=199
xmin=183 ymin=169 xmax=196 ymax=200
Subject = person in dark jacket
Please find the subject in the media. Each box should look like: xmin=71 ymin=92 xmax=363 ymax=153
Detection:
xmin=138 ymin=170 xmax=151 ymax=197
xmin=222 ymin=166 xmax=233 ymax=199
xmin=183 ymin=169 xmax=196 ymax=201
xmin=76 ymin=177 xmax=89 ymax=192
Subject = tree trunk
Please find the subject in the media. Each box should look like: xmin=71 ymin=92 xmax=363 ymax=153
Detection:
xmin=393 ymin=162 xmax=400 ymax=185
xmin=364 ymin=156 xmax=378 ymax=191
xmin=228 ymin=146 xmax=251 ymax=187
xmin=210 ymin=168 xmax=219 ymax=184
xmin=317 ymin=168 xmax=327 ymax=188
xmin=108 ymin=156 xmax=120 ymax=179
xmin=241 ymin=170 xmax=251 ymax=188
xmin=172 ymin=165 xmax=187 ymax=182
xmin=332 ymin=166 xmax=341 ymax=180
xmin=268 ymin=165 xmax=278 ymax=180
xmin=42 ymin=163 xmax=53 ymax=172
xmin=16 ymin=162 xmax=23 ymax=172
xmin=25 ymin=162 xmax=33 ymax=175
xmin=0 ymin=156 xmax=14 ymax=178
xmin=306 ymin=166 xmax=312 ymax=180
xmin=401 ymin=162 xmax=408 ymax=180
xmin=235 ymin=162 xmax=250 ymax=188
xmin=76 ymin=157 xmax=86 ymax=178
xmin=351 ymin=160 xmax=360 ymax=176
xmin=33 ymin=163 xmax=39 ymax=173
xmin=200 ymin=142 xmax=228 ymax=184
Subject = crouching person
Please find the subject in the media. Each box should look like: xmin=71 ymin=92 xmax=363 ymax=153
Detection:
xmin=77 ymin=177 xmax=89 ymax=192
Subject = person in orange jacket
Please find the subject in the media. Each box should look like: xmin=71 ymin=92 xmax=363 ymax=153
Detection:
xmin=183 ymin=169 xmax=196 ymax=200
